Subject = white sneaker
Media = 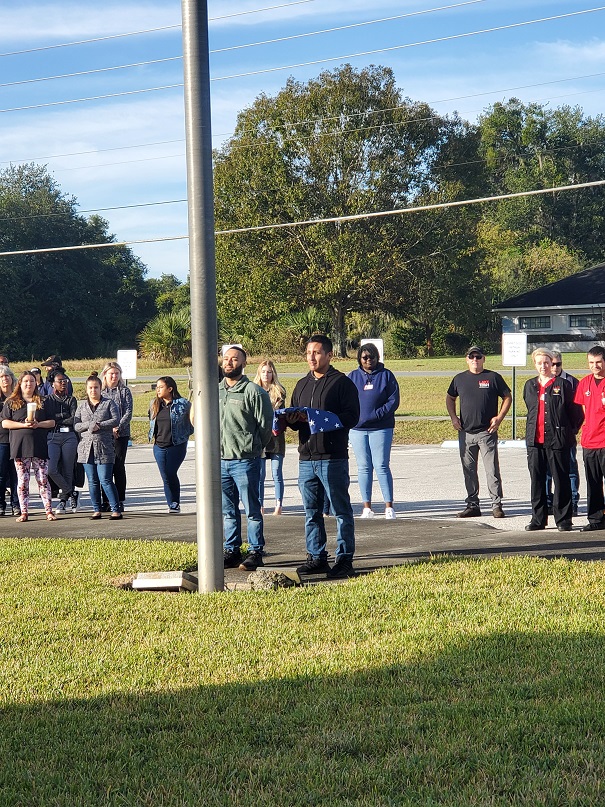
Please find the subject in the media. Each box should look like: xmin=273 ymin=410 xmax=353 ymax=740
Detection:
xmin=385 ymin=507 xmax=397 ymax=520
xmin=360 ymin=507 xmax=375 ymax=519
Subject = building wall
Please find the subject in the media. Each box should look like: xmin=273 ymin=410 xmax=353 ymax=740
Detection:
xmin=499 ymin=307 xmax=605 ymax=352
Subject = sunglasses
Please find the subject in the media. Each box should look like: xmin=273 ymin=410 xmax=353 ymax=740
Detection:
xmin=552 ymin=362 xmax=562 ymax=367
xmin=360 ymin=355 xmax=373 ymax=360
xmin=468 ymin=354 xmax=483 ymax=360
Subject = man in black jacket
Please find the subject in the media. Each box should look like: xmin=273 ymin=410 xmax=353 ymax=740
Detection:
xmin=288 ymin=335 xmax=360 ymax=579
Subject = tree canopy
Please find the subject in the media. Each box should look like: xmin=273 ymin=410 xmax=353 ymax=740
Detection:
xmin=0 ymin=164 xmax=155 ymax=359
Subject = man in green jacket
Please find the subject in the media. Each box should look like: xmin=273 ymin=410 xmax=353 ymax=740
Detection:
xmin=219 ymin=346 xmax=274 ymax=571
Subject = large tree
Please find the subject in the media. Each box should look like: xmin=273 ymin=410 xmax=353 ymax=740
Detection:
xmin=214 ymin=64 xmax=483 ymax=356
xmin=0 ymin=164 xmax=154 ymax=358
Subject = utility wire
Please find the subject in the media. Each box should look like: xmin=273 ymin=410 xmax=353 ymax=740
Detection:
xmin=213 ymin=5 xmax=605 ymax=82
xmin=1 ymin=6 xmax=602 ymax=113
xmin=4 ymin=68 xmax=605 ymax=167
xmin=0 ymin=1 xmax=319 ymax=59
xmin=1 ymin=179 xmax=604 ymax=258
xmin=212 ymin=0 xmax=487 ymax=54
xmin=215 ymin=179 xmax=605 ymax=235
xmin=0 ymin=1 xmax=483 ymax=90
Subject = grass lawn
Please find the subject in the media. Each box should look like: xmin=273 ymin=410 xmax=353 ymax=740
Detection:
xmin=1 ymin=539 xmax=605 ymax=805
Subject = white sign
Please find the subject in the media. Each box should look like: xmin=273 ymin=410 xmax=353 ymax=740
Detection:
xmin=501 ymin=333 xmax=528 ymax=367
xmin=117 ymin=350 xmax=138 ymax=380
xmin=361 ymin=338 xmax=384 ymax=362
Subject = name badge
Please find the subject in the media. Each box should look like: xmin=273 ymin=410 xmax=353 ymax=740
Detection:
xmin=364 ymin=383 xmax=374 ymax=390
xmin=59 ymin=426 xmax=70 ymax=433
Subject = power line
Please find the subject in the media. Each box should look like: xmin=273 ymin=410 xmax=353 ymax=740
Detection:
xmin=213 ymin=5 xmax=605 ymax=82
xmin=1 ymin=6 xmax=602 ymax=114
xmin=0 ymin=83 xmax=183 ymax=115
xmin=1 ymin=179 xmax=604 ymax=258
xmin=0 ymin=1 xmax=482 ymax=90
xmin=215 ymin=179 xmax=605 ymax=234
xmin=0 ymin=57 xmax=182 ymax=90
xmin=0 ymin=139 xmax=184 ymax=166
xmin=0 ymin=199 xmax=188 ymax=224
xmin=0 ymin=1 xmax=318 ymax=59
xmin=0 ymin=25 xmax=181 ymax=59
xmin=4 ymin=67 xmax=605 ymax=168
xmin=212 ymin=0 xmax=487 ymax=54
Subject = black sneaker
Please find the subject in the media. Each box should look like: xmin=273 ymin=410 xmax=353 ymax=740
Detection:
xmin=457 ymin=505 xmax=481 ymax=518
xmin=326 ymin=557 xmax=355 ymax=579
xmin=239 ymin=551 xmax=264 ymax=571
xmin=572 ymin=503 xmax=579 ymax=517
xmin=70 ymin=491 xmax=79 ymax=513
xmin=224 ymin=550 xmax=243 ymax=568
xmin=12 ymin=506 xmax=21 ymax=517
xmin=296 ymin=555 xmax=331 ymax=575
xmin=582 ymin=520 xmax=605 ymax=532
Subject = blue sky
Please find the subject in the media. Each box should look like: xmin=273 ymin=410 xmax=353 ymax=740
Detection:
xmin=0 ymin=0 xmax=604 ymax=281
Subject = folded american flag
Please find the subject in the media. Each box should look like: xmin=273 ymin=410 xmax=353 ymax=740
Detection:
xmin=273 ymin=407 xmax=344 ymax=436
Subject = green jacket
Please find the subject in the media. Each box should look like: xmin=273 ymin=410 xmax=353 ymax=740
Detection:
xmin=219 ymin=375 xmax=273 ymax=459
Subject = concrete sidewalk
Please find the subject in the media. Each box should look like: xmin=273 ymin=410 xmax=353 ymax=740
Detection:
xmin=1 ymin=443 xmax=602 ymax=584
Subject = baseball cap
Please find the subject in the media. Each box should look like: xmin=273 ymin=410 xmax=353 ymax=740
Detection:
xmin=466 ymin=346 xmax=484 ymax=357
xmin=41 ymin=354 xmax=62 ymax=367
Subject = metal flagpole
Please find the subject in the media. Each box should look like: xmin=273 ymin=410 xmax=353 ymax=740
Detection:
xmin=181 ymin=0 xmax=223 ymax=592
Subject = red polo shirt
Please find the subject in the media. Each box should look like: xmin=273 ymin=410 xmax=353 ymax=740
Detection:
xmin=574 ymin=374 xmax=605 ymax=449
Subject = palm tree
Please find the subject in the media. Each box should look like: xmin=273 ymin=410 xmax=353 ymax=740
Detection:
xmin=138 ymin=308 xmax=192 ymax=364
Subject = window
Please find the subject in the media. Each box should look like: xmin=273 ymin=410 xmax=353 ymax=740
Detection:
xmin=519 ymin=316 xmax=551 ymax=330
xmin=569 ymin=314 xmax=604 ymax=329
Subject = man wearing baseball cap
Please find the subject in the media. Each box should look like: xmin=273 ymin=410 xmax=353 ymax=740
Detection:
xmin=446 ymin=347 xmax=512 ymax=519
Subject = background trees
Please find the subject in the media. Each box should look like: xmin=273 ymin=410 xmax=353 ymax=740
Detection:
xmin=214 ymin=65 xmax=485 ymax=356
xmin=0 ymin=164 xmax=155 ymax=359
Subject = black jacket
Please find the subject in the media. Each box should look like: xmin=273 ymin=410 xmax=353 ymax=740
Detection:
xmin=524 ymin=376 xmax=584 ymax=449
xmin=291 ymin=366 xmax=360 ymax=460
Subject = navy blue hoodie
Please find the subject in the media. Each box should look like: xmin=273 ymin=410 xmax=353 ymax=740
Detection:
xmin=348 ymin=362 xmax=400 ymax=431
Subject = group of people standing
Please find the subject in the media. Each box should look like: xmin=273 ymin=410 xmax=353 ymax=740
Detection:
xmin=0 ymin=352 xmax=194 ymax=521
xmin=446 ymin=344 xmax=605 ymax=533
xmin=0 ymin=357 xmax=134 ymax=521
xmin=219 ymin=336 xmax=400 ymax=579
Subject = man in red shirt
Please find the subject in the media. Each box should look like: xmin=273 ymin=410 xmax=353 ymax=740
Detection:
xmin=574 ymin=345 xmax=605 ymax=531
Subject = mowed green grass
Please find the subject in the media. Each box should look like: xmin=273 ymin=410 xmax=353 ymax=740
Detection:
xmin=1 ymin=539 xmax=605 ymax=805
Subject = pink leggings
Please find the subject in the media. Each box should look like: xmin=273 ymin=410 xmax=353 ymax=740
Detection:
xmin=15 ymin=458 xmax=53 ymax=515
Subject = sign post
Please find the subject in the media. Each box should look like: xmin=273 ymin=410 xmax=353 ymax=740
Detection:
xmin=501 ymin=333 xmax=528 ymax=440
xmin=117 ymin=350 xmax=138 ymax=384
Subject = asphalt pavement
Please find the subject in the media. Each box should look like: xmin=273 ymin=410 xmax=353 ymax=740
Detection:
xmin=2 ymin=442 xmax=604 ymax=586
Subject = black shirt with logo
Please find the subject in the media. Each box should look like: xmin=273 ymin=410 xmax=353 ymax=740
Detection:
xmin=447 ymin=370 xmax=511 ymax=434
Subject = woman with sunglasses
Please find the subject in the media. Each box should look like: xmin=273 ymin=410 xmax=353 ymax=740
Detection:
xmin=348 ymin=342 xmax=400 ymax=519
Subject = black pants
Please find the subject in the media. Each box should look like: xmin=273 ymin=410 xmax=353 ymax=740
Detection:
xmin=527 ymin=445 xmax=572 ymax=527
xmin=582 ymin=447 xmax=605 ymax=524
xmin=102 ymin=436 xmax=129 ymax=504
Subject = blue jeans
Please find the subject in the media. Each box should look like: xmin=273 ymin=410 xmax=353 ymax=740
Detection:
xmin=221 ymin=458 xmax=264 ymax=552
xmin=0 ymin=443 xmax=18 ymax=510
xmin=153 ymin=442 xmax=188 ymax=506
xmin=83 ymin=463 xmax=120 ymax=513
xmin=298 ymin=459 xmax=355 ymax=560
xmin=259 ymin=453 xmax=285 ymax=506
xmin=349 ymin=428 xmax=394 ymax=504
xmin=546 ymin=445 xmax=580 ymax=506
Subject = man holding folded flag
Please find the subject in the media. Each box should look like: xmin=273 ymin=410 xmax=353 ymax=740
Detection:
xmin=287 ymin=334 xmax=360 ymax=579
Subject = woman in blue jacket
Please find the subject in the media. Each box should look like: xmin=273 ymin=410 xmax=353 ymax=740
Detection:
xmin=148 ymin=376 xmax=193 ymax=513
xmin=348 ymin=343 xmax=400 ymax=519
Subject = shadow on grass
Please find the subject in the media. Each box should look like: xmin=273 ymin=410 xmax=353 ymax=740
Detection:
xmin=2 ymin=631 xmax=605 ymax=805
